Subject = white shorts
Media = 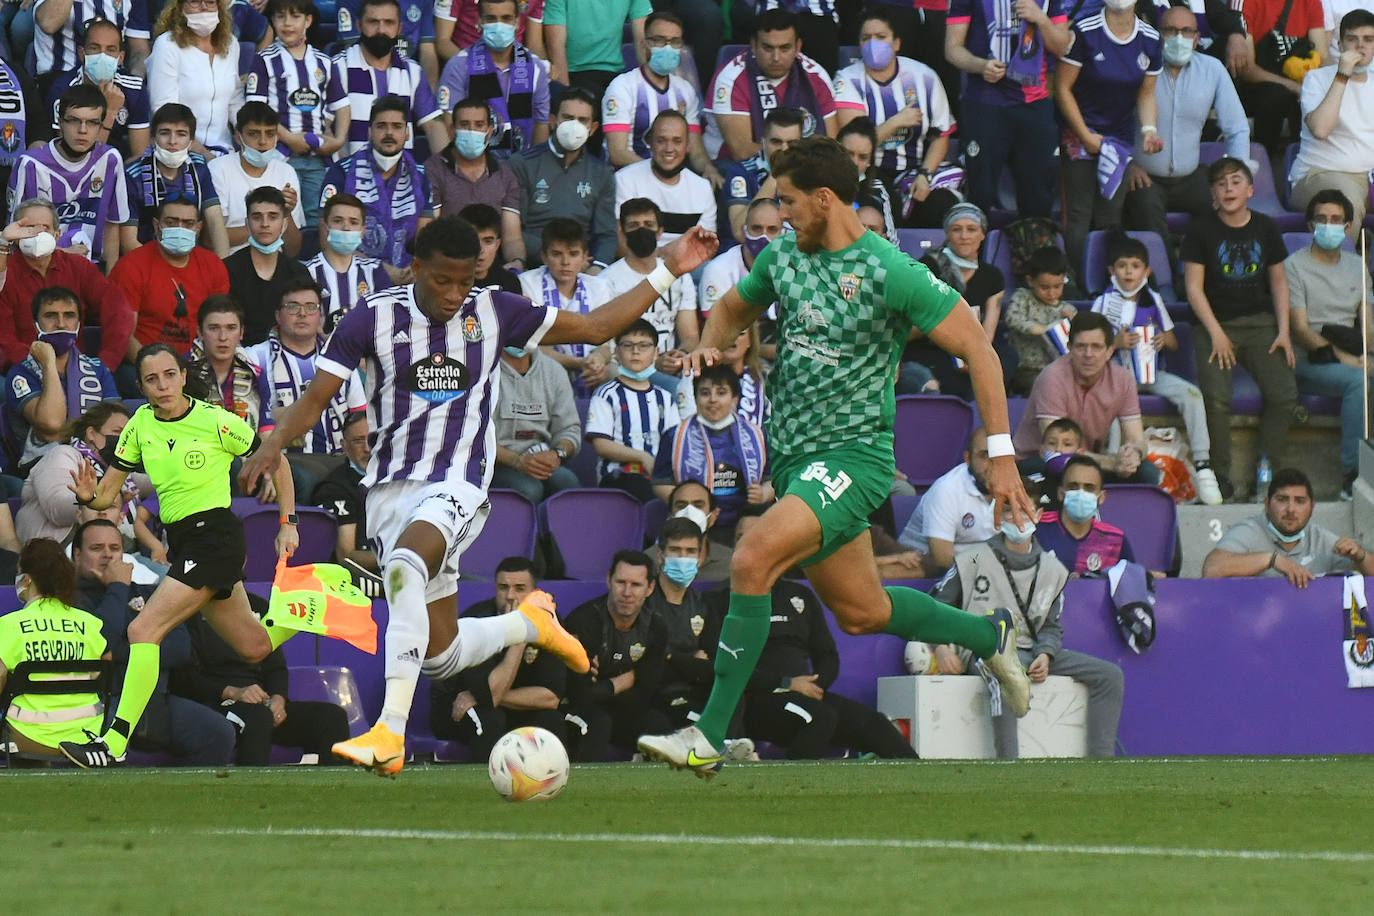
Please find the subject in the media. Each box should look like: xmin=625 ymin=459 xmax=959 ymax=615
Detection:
xmin=366 ymin=479 xmax=491 ymax=601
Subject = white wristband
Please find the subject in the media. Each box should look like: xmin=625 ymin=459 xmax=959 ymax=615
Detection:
xmin=987 ymin=433 xmax=1015 ymax=458
xmin=1140 ymin=125 xmax=1158 ymax=135
xmin=647 ymin=263 xmax=677 ymax=295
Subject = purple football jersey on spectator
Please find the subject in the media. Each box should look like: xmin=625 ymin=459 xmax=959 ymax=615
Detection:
xmin=1063 ymin=13 xmax=1161 ymax=143
xmin=7 ymin=141 xmax=129 ymax=263
xmin=329 ymin=44 xmax=442 ymax=158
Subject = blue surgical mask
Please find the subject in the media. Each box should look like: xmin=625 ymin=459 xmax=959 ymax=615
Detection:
xmin=1313 ymin=222 xmax=1347 ymax=251
xmin=1266 ymin=518 xmax=1307 ymax=544
xmin=620 ymin=363 xmax=657 ymax=381
xmin=327 ymin=228 xmax=363 ymax=255
xmin=84 ymin=52 xmax=119 ymax=84
xmin=662 ymin=556 xmax=698 ymax=586
xmin=504 ymin=346 xmax=528 ymax=358
xmin=160 ymin=226 xmax=197 ymax=255
xmin=249 ymin=235 xmax=285 ymax=255
xmin=648 ymin=44 xmax=680 ymax=76
xmin=453 ymin=128 xmax=488 ymax=160
xmin=481 ymin=21 xmax=516 ymax=49
xmin=1062 ymin=489 xmax=1099 ymax=524
xmin=1162 ymin=34 xmax=1194 ymax=67
xmin=241 ymin=145 xmax=268 ymax=168
xmin=1000 ymin=520 xmax=1037 ymax=544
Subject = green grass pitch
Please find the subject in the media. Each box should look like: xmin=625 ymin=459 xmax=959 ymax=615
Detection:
xmin=4 ymin=757 xmax=1372 ymax=914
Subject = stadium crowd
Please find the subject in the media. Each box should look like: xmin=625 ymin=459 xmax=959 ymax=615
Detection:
xmin=2 ymin=0 xmax=1374 ymax=765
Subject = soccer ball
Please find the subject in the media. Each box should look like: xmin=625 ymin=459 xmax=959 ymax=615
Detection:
xmin=904 ymin=640 xmax=937 ymax=675
xmin=488 ymin=726 xmax=569 ymax=802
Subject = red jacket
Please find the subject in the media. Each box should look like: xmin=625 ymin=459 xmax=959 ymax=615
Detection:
xmin=0 ymin=249 xmax=137 ymax=371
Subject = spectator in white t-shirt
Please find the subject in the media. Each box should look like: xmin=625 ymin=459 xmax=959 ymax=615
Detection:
xmin=597 ymin=197 xmax=698 ymax=391
xmin=518 ymin=217 xmax=614 ymax=396
xmin=898 ymin=426 xmax=997 ymax=576
xmin=699 ymin=198 xmax=783 ymax=316
xmin=208 ymin=102 xmax=306 ymax=257
xmin=613 ymin=109 xmax=717 ymax=245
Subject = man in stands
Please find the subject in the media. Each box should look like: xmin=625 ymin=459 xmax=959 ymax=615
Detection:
xmin=303 ymin=193 xmax=392 ymax=327
xmin=646 ymin=515 xmax=719 ymax=730
xmin=614 ymin=111 xmax=717 ymax=247
xmin=1035 ymin=455 xmax=1137 ymax=578
xmin=898 ymin=426 xmax=997 ymax=576
xmin=185 ymin=295 xmax=274 ymax=436
xmin=224 ymin=187 xmax=313 ymax=346
xmin=45 ymin=17 xmax=150 ymax=161
xmin=207 ymin=102 xmax=305 ymax=257
xmin=121 ymin=103 xmax=228 ymax=257
xmin=491 ymin=333 xmax=582 ymax=505
xmin=700 ymin=199 xmax=783 ymax=314
xmin=1203 ymin=467 xmax=1374 ymax=587
xmin=429 ymin=556 xmax=568 ymax=761
xmin=720 ymin=108 xmax=802 ymax=244
xmin=543 ymin=0 xmax=648 ymax=106
xmin=426 ymin=98 xmax=526 ymax=271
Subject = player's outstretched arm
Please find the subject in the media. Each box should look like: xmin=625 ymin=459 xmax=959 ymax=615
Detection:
xmin=543 ymin=227 xmax=719 ymax=347
xmin=685 ymin=286 xmax=767 ymax=376
xmin=238 ymin=372 xmax=346 ymax=495
xmin=927 ymin=298 xmax=1035 ymax=526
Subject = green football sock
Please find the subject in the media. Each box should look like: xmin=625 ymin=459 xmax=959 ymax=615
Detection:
xmin=881 ymin=586 xmax=997 ymax=659
xmin=104 ymin=642 xmax=160 ymax=757
xmin=694 ymin=592 xmax=772 ymax=748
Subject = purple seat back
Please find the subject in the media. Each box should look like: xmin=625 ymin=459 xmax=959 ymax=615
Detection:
xmin=1283 ymin=231 xmax=1355 ymax=254
xmin=894 ymin=395 xmax=973 ymax=485
xmin=1098 ymin=483 xmax=1177 ymax=572
xmin=890 ymin=492 xmax=920 ymax=535
xmin=241 ymin=507 xmax=337 ymax=579
xmin=642 ymin=498 xmax=669 ymax=545
xmin=984 ymin=228 xmax=1017 ymax=291
xmin=540 ymin=488 xmax=646 ymax=579
xmin=567 ymin=397 xmax=600 ymax=486
xmin=463 ymin=488 xmax=536 ymax=579
xmin=896 ymin=229 xmax=944 ymax=260
xmin=1081 ymin=230 xmax=1175 ymax=299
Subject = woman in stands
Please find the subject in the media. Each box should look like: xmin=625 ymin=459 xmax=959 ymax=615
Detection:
xmin=58 ymin=343 xmax=304 ymax=768
xmin=0 ymin=538 xmax=111 ymax=759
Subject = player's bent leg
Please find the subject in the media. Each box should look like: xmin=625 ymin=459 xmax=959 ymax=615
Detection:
xmin=62 ymin=578 xmax=216 ymax=768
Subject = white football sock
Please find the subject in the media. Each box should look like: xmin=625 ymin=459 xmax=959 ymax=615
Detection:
xmin=379 ymin=547 xmax=428 ymax=734
xmin=418 ymin=614 xmax=530 ymax=681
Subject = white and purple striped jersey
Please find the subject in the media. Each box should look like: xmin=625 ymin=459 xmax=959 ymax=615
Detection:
xmin=248 ymin=334 xmax=367 ymax=454
xmin=329 ymin=45 xmax=442 ymax=159
xmin=832 ymin=57 xmax=955 ymax=173
xmin=315 ymin=283 xmax=557 ymax=489
xmin=7 ymin=141 xmax=129 ymax=263
xmin=304 ymin=250 xmax=394 ymax=327
xmin=585 ymin=377 xmax=679 ymax=479
xmin=756 ymin=0 xmax=839 ymax=22
xmin=246 ymin=42 xmax=345 ymax=139
xmin=601 ymin=67 xmax=701 ymax=161
xmin=32 ymin=0 xmax=150 ymax=76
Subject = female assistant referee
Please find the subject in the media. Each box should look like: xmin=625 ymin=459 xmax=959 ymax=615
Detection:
xmin=59 ymin=343 xmax=299 ymax=767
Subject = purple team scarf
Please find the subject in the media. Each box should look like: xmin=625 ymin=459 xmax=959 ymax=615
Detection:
xmin=742 ymin=51 xmax=822 ymax=141
xmin=341 ymin=149 xmax=424 ymax=266
xmin=1007 ymin=16 xmax=1046 ymax=86
xmin=670 ymin=415 xmax=766 ymax=490
xmin=1097 ymin=137 xmax=1133 ymax=199
xmin=467 ymin=41 xmax=536 ymax=153
xmin=0 ymin=62 xmax=28 ymax=169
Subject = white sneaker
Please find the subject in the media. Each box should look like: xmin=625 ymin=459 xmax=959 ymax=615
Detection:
xmin=637 ymin=725 xmax=725 ymax=779
xmin=1194 ymin=467 xmax=1223 ymax=506
xmin=723 ymin=737 xmax=757 ymax=762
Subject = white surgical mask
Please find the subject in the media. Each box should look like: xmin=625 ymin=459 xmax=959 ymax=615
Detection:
xmin=1000 ymin=520 xmax=1037 ymax=544
xmin=1104 ymin=0 xmax=1136 ymax=10
xmin=372 ymin=148 xmax=403 ymax=172
xmin=555 ymin=119 xmax=589 ymax=152
xmin=185 ymin=10 xmax=219 ymax=35
xmin=18 ymin=231 xmax=57 ymax=259
xmin=153 ymin=143 xmax=189 ymax=169
xmin=698 ymin=412 xmax=736 ymax=431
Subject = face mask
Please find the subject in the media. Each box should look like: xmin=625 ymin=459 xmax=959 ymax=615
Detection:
xmin=327 ymin=228 xmax=363 ymax=255
xmin=18 ymin=232 xmax=57 ymax=259
xmin=621 ymin=362 xmax=657 ymax=381
xmin=1062 ymin=489 xmax=1099 ymax=523
xmin=153 ymin=143 xmax=189 ymax=169
xmin=648 ymin=44 xmax=680 ymax=76
xmin=1000 ymin=520 xmax=1037 ymax=544
xmin=160 ymin=226 xmax=198 ymax=255
xmin=743 ymin=231 xmax=771 ymax=259
xmin=1313 ymin=222 xmax=1346 ymax=250
xmin=84 ymin=52 xmax=119 ymax=83
xmin=1266 ymin=518 xmax=1307 ymax=544
xmin=373 ymin=148 xmax=403 ymax=172
xmin=555 ymin=119 xmax=589 ymax=153
xmin=941 ymin=245 xmax=980 ymax=271
xmin=98 ymin=436 xmax=119 ymax=466
xmin=503 ymin=346 xmax=528 ymax=358
xmin=240 ymin=145 xmax=270 ymax=168
xmin=1162 ymin=33 xmax=1194 ymax=67
xmin=624 ymin=227 xmax=659 ymax=259
xmin=653 ymin=160 xmax=687 ymax=180
xmin=698 ymin=412 xmax=736 ymax=431
xmin=14 ymin=573 xmax=30 ymax=602
xmin=481 ymin=20 xmax=516 ymax=49
xmin=1111 ymin=275 xmax=1148 ymax=298
xmin=36 ymin=327 xmax=79 ymax=356
xmin=453 ymin=129 xmax=488 ymax=160
xmin=662 ymin=556 xmax=698 ymax=587
xmin=185 ymin=10 xmax=219 ymax=36
xmin=862 ymin=37 xmax=894 ymax=70
xmin=1356 ymin=64 xmax=1372 ymax=74
xmin=249 ymin=235 xmax=285 ymax=255
xmin=359 ymin=32 xmax=397 ymax=59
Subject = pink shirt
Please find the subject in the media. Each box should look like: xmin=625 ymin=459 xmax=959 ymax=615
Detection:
xmin=1014 ymin=355 xmax=1141 ymax=456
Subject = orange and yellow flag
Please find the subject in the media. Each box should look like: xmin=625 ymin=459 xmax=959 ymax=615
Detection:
xmin=268 ymin=557 xmax=378 ymax=654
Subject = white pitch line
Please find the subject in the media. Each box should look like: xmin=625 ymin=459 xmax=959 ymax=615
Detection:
xmin=204 ymin=827 xmax=1374 ymax=865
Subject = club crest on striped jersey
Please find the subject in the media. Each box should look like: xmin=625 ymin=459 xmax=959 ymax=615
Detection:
xmin=462 ymin=314 xmax=484 ymax=342
xmin=407 ymin=352 xmax=470 ymax=402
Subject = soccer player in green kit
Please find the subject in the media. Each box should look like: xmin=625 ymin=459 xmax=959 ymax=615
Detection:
xmin=638 ymin=137 xmax=1036 ymax=777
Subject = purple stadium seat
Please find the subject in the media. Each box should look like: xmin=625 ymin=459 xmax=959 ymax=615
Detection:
xmin=896 ymin=228 xmax=944 ymax=259
xmin=1080 ymin=229 xmax=1176 ymax=299
xmin=540 ymin=488 xmax=646 ymax=579
xmin=241 ymin=507 xmax=337 ymax=579
xmin=642 ymin=498 xmax=669 ymax=545
xmin=1283 ymin=231 xmax=1355 ymax=254
xmin=715 ymin=43 xmax=746 ymax=73
xmin=289 ymin=666 xmax=368 ymax=737
xmin=970 ymin=397 xmax=1027 ymax=441
xmin=1098 ymin=483 xmax=1177 ymax=573
xmin=0 ymin=586 xmax=18 ymax=615
xmin=890 ymin=492 xmax=919 ymax=534
xmin=984 ymin=228 xmax=1018 ymax=291
xmin=893 ymin=394 xmax=973 ymax=485
xmin=464 ymin=489 xmax=537 ymax=579
xmin=837 ymin=45 xmax=861 ymax=67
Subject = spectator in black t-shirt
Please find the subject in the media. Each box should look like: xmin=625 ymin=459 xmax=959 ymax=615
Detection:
xmin=224 ymin=187 xmax=312 ymax=345
xmin=1181 ymin=157 xmax=1297 ymax=498
xmin=458 ymin=203 xmax=522 ymax=295
xmin=313 ymin=411 xmax=378 ymax=574
xmin=428 ymin=557 xmax=567 ymax=761
xmin=562 ymin=550 xmax=670 ymax=762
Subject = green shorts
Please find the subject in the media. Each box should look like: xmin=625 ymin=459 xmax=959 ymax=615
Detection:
xmin=772 ymin=444 xmax=895 ymax=567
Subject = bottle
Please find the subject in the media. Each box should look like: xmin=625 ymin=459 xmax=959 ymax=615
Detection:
xmin=1255 ymin=454 xmax=1271 ymax=504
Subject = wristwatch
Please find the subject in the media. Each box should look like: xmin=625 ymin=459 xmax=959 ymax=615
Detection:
xmin=280 ymin=513 xmax=299 ymax=526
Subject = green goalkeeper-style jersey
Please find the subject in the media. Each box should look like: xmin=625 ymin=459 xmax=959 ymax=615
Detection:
xmin=0 ymin=597 xmax=108 ymax=747
xmin=736 ymin=231 xmax=960 ymax=458
xmin=111 ymin=398 xmax=260 ymax=524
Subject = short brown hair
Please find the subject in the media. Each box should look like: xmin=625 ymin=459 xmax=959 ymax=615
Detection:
xmin=770 ymin=136 xmax=861 ymax=205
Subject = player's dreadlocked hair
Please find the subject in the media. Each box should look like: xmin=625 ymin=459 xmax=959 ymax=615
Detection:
xmin=770 ymin=135 xmax=861 ymax=205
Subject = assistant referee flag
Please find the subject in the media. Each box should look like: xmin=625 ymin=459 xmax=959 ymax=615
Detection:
xmin=268 ymin=557 xmax=379 ymax=654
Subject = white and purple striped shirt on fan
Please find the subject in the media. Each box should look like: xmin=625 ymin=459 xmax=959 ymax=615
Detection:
xmin=832 ymin=57 xmax=954 ymax=173
xmin=601 ymin=67 xmax=701 ymax=160
xmin=32 ymin=0 xmax=150 ymax=75
xmin=316 ymin=283 xmax=557 ymax=489
xmin=304 ymin=250 xmax=393 ymax=327
xmin=329 ymin=44 xmax=442 ymax=159
xmin=7 ymin=141 xmax=130 ymax=264
xmin=586 ymin=378 xmax=679 ymax=479
xmin=246 ymin=42 xmax=345 ymax=139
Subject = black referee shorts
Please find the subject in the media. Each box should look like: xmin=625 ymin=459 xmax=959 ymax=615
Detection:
xmin=165 ymin=508 xmax=247 ymax=600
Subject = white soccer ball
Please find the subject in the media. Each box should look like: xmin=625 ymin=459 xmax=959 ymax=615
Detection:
xmin=488 ymin=726 xmax=570 ymax=802
xmin=904 ymin=640 xmax=936 ymax=675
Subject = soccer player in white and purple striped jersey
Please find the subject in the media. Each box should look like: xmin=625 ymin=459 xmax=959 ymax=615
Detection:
xmin=241 ymin=215 xmax=718 ymax=775
xmin=33 ymin=0 xmax=151 ymax=78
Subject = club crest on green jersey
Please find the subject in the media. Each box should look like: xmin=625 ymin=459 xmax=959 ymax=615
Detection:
xmin=838 ymin=273 xmax=859 ymax=301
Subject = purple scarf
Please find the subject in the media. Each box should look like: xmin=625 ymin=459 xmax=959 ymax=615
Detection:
xmin=1006 ymin=15 xmax=1047 ymax=86
xmin=467 ymin=42 xmax=536 ymax=154
xmin=670 ymin=415 xmax=766 ymax=490
xmin=742 ymin=51 xmax=823 ymax=143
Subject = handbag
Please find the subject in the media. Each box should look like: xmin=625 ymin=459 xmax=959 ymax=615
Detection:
xmin=1255 ymin=0 xmax=1314 ymax=75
